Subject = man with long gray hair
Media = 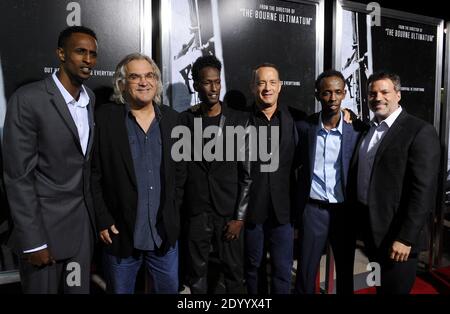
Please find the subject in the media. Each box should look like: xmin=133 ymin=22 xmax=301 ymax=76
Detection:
xmin=91 ymin=53 xmax=181 ymax=293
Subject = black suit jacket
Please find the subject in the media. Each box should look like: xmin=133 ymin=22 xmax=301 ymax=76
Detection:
xmin=91 ymin=103 xmax=181 ymax=257
xmin=178 ymin=102 xmax=251 ymax=219
xmin=348 ymin=110 xmax=440 ymax=250
xmin=3 ymin=77 xmax=96 ymax=259
xmin=246 ymin=103 xmax=298 ymax=225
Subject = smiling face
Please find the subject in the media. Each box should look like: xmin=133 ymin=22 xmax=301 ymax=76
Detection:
xmin=122 ymin=59 xmax=158 ymax=108
xmin=368 ymin=78 xmax=401 ymax=121
xmin=316 ymin=75 xmax=346 ymax=116
xmin=194 ymin=66 xmax=221 ymax=108
xmin=57 ymin=32 xmax=97 ymax=85
xmin=252 ymin=66 xmax=281 ymax=109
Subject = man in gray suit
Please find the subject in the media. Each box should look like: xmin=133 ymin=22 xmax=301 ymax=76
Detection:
xmin=2 ymin=26 xmax=98 ymax=293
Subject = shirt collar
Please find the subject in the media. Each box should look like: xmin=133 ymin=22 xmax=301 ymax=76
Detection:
xmin=52 ymin=72 xmax=89 ymax=108
xmin=371 ymin=106 xmax=402 ymax=128
xmin=125 ymin=102 xmax=162 ymax=121
xmin=254 ymin=103 xmax=280 ymax=121
xmin=318 ymin=111 xmax=343 ymax=134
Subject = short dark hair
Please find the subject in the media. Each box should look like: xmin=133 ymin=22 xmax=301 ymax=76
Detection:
xmin=57 ymin=26 xmax=97 ymax=48
xmin=191 ymin=55 xmax=222 ymax=82
xmin=251 ymin=63 xmax=280 ymax=83
xmin=367 ymin=71 xmax=401 ymax=92
xmin=315 ymin=70 xmax=346 ymax=92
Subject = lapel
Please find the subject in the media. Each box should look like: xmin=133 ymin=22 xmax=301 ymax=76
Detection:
xmin=350 ymin=123 xmax=369 ymax=171
xmin=278 ymin=103 xmax=294 ymax=158
xmin=341 ymin=121 xmax=356 ymax=189
xmin=45 ymin=77 xmax=83 ymax=155
xmin=113 ymin=105 xmax=137 ymax=187
xmin=307 ymin=114 xmax=319 ymax=181
xmin=158 ymin=106 xmax=171 ymax=171
xmin=372 ymin=110 xmax=407 ymax=171
xmin=85 ymin=91 xmax=95 ymax=160
xmin=189 ymin=105 xmax=207 ymax=171
xmin=208 ymin=104 xmax=227 ymax=172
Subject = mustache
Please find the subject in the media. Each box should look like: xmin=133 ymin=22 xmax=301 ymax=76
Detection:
xmin=370 ymin=100 xmax=384 ymax=106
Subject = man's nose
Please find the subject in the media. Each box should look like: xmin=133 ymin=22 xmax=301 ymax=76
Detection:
xmin=83 ymin=53 xmax=92 ymax=65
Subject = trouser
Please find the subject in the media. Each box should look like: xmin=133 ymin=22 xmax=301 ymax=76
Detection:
xmin=186 ymin=211 xmax=245 ymax=294
xmin=358 ymin=202 xmax=418 ymax=294
xmin=103 ymin=244 xmax=179 ymax=294
xmin=245 ymin=220 xmax=294 ymax=294
xmin=295 ymin=200 xmax=355 ymax=294
xmin=19 ymin=213 xmax=93 ymax=294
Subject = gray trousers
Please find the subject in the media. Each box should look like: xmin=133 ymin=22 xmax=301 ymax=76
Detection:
xmin=18 ymin=213 xmax=93 ymax=294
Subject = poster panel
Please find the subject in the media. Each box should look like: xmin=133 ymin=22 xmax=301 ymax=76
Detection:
xmin=0 ymin=0 xmax=152 ymax=103
xmin=333 ymin=0 xmax=443 ymax=126
xmin=161 ymin=0 xmax=324 ymax=114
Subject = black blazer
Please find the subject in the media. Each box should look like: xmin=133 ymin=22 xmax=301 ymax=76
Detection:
xmin=178 ymin=102 xmax=251 ymax=219
xmin=246 ymin=103 xmax=298 ymax=225
xmin=348 ymin=110 xmax=440 ymax=250
xmin=91 ymin=103 xmax=181 ymax=257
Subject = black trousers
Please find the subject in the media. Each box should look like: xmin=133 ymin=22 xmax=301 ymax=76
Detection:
xmin=357 ymin=202 xmax=418 ymax=294
xmin=186 ymin=211 xmax=245 ymax=294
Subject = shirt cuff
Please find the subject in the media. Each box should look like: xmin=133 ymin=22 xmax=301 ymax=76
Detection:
xmin=396 ymin=239 xmax=412 ymax=247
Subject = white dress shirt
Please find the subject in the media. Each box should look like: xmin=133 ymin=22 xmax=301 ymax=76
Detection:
xmin=52 ymin=72 xmax=90 ymax=155
xmin=357 ymin=106 xmax=403 ymax=205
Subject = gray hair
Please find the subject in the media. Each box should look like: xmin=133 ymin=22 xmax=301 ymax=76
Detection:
xmin=111 ymin=53 xmax=163 ymax=105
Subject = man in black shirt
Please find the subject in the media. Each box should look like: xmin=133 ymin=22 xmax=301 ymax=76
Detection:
xmin=178 ymin=55 xmax=251 ymax=294
xmin=245 ymin=63 xmax=296 ymax=294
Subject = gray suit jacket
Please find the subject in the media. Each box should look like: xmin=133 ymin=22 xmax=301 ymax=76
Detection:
xmin=2 ymin=76 xmax=96 ymax=260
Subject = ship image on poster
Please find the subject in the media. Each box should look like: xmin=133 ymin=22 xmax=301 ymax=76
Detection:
xmin=339 ymin=10 xmax=373 ymax=121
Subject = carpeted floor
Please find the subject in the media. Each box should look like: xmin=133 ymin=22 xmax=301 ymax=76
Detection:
xmin=355 ymin=267 xmax=450 ymax=294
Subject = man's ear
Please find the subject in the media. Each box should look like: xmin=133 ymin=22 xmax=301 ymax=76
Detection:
xmin=314 ymin=91 xmax=320 ymax=102
xmin=119 ymin=81 xmax=126 ymax=93
xmin=56 ymin=47 xmax=65 ymax=63
xmin=193 ymin=81 xmax=199 ymax=92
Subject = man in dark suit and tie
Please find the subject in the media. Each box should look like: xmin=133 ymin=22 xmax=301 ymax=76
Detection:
xmin=294 ymin=70 xmax=364 ymax=294
xmin=2 ymin=26 xmax=98 ymax=293
xmin=348 ymin=71 xmax=440 ymax=294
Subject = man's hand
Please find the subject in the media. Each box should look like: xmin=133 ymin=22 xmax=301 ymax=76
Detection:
xmin=342 ymin=108 xmax=358 ymax=123
xmin=389 ymin=241 xmax=411 ymax=262
xmin=223 ymin=220 xmax=244 ymax=241
xmin=24 ymin=248 xmax=55 ymax=267
xmin=99 ymin=224 xmax=119 ymax=245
